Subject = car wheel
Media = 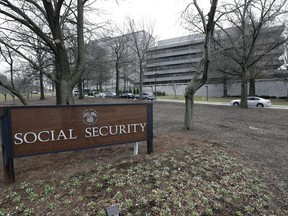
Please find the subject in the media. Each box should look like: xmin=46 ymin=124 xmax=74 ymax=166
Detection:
xmin=233 ymin=102 xmax=240 ymax=106
xmin=256 ymin=103 xmax=264 ymax=108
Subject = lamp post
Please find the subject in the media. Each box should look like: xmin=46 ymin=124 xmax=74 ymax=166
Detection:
xmin=154 ymin=73 xmax=158 ymax=100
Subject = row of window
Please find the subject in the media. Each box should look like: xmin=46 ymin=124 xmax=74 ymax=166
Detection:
xmin=144 ymin=79 xmax=191 ymax=85
xmin=147 ymin=43 xmax=203 ymax=56
xmin=145 ymin=71 xmax=195 ymax=79
xmin=146 ymin=53 xmax=202 ymax=65
xmin=146 ymin=63 xmax=198 ymax=72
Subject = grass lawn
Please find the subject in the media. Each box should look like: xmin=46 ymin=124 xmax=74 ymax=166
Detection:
xmin=0 ymin=95 xmax=287 ymax=215
xmin=0 ymin=145 xmax=283 ymax=215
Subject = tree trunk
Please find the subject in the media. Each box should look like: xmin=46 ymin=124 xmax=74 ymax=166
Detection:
xmin=123 ymin=78 xmax=127 ymax=92
xmin=184 ymin=91 xmax=195 ymax=130
xmin=15 ymin=93 xmax=27 ymax=105
xmin=223 ymin=76 xmax=228 ymax=97
xmin=39 ymin=72 xmax=45 ymax=100
xmin=249 ymin=78 xmax=256 ymax=96
xmin=54 ymin=47 xmax=74 ymax=104
xmin=139 ymin=63 xmax=144 ymax=100
xmin=77 ymin=81 xmax=84 ymax=99
xmin=54 ymin=46 xmax=74 ymax=105
xmin=99 ymin=82 xmax=103 ymax=92
xmin=116 ymin=66 xmax=120 ymax=97
xmin=286 ymin=80 xmax=288 ymax=101
xmin=59 ymin=80 xmax=74 ymax=105
xmin=240 ymin=67 xmax=248 ymax=108
xmin=183 ymin=0 xmax=218 ymax=130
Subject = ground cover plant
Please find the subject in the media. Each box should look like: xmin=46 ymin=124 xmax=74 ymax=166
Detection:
xmin=0 ymin=144 xmax=285 ymax=215
xmin=1 ymin=97 xmax=287 ymax=215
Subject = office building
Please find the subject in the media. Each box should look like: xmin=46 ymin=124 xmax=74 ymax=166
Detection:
xmin=144 ymin=34 xmax=204 ymax=86
xmin=143 ymin=26 xmax=287 ymax=98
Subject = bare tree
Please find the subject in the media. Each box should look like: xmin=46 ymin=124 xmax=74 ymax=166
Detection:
xmin=0 ymin=74 xmax=9 ymax=101
xmin=0 ymin=0 xmax=87 ymax=105
xmin=182 ymin=0 xmax=219 ymax=130
xmin=32 ymin=37 xmax=55 ymax=100
xmin=0 ymin=45 xmax=28 ymax=105
xmin=127 ymin=18 xmax=156 ymax=99
xmin=0 ymin=80 xmax=8 ymax=101
xmin=214 ymin=0 xmax=288 ymax=108
xmin=0 ymin=25 xmax=56 ymax=103
xmin=85 ymin=42 xmax=112 ymax=92
xmin=211 ymin=25 xmax=284 ymax=97
xmin=100 ymin=25 xmax=132 ymax=97
xmin=120 ymin=64 xmax=137 ymax=91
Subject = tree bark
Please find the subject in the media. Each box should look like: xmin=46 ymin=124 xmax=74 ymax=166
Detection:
xmin=240 ymin=67 xmax=248 ymax=108
xmin=77 ymin=81 xmax=84 ymax=100
xmin=116 ymin=63 xmax=120 ymax=97
xmin=60 ymin=80 xmax=74 ymax=105
xmin=184 ymin=89 xmax=195 ymax=130
xmin=139 ymin=63 xmax=144 ymax=100
xmin=223 ymin=76 xmax=228 ymax=97
xmin=39 ymin=72 xmax=45 ymax=100
xmin=249 ymin=77 xmax=256 ymax=96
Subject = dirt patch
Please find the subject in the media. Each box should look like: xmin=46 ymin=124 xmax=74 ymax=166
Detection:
xmin=1 ymin=97 xmax=288 ymax=212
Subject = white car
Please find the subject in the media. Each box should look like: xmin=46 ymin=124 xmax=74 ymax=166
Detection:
xmin=94 ymin=92 xmax=106 ymax=98
xmin=73 ymin=90 xmax=79 ymax=96
xmin=135 ymin=92 xmax=155 ymax=100
xmin=230 ymin=96 xmax=272 ymax=108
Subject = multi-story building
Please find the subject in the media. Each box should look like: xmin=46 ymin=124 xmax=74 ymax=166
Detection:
xmin=144 ymin=34 xmax=204 ymax=86
xmin=143 ymin=26 xmax=287 ymax=98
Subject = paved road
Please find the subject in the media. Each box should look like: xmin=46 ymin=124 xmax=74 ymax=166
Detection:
xmin=157 ymin=99 xmax=288 ymax=109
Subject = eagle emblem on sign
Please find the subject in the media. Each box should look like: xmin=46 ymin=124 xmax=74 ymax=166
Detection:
xmin=82 ymin=109 xmax=98 ymax=125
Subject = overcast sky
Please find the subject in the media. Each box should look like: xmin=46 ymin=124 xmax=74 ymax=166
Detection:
xmin=0 ymin=1 xmax=212 ymax=70
xmin=97 ymin=0 xmax=212 ymax=40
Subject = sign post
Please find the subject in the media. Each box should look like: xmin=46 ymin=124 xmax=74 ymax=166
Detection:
xmin=1 ymin=103 xmax=153 ymax=183
xmin=1 ymin=108 xmax=15 ymax=183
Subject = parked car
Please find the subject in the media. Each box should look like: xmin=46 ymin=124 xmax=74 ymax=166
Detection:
xmin=105 ymin=92 xmax=116 ymax=98
xmin=120 ymin=93 xmax=135 ymax=99
xmin=73 ymin=90 xmax=79 ymax=96
xmin=94 ymin=92 xmax=106 ymax=98
xmin=135 ymin=92 xmax=155 ymax=100
xmin=230 ymin=96 xmax=272 ymax=108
